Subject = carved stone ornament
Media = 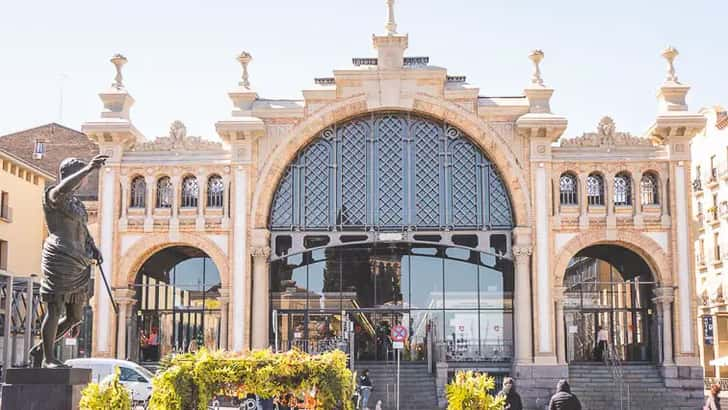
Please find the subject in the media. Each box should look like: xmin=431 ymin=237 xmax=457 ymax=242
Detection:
xmin=251 ymin=246 xmax=272 ymax=259
xmin=132 ymin=120 xmax=223 ymax=152
xmin=560 ymin=116 xmax=653 ymax=148
xmin=512 ymin=246 xmax=533 ymax=257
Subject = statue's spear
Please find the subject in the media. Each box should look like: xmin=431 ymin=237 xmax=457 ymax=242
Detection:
xmin=96 ymin=262 xmax=121 ymax=357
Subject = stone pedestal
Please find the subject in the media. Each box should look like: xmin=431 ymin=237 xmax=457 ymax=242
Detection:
xmin=1 ymin=368 xmax=91 ymax=410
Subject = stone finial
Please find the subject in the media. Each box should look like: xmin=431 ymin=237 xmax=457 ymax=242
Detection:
xmin=237 ymin=51 xmax=252 ymax=89
xmin=661 ymin=46 xmax=679 ymax=83
xmin=385 ymin=0 xmax=397 ymax=35
xmin=110 ymin=54 xmax=128 ymax=90
xmin=529 ymin=49 xmax=545 ymax=86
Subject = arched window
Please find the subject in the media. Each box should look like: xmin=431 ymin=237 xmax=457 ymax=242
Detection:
xmin=207 ymin=175 xmax=224 ymax=208
xmin=181 ymin=176 xmax=199 ymax=208
xmin=559 ymin=173 xmax=578 ymax=205
xmin=156 ymin=176 xmax=173 ymax=208
xmin=586 ymin=173 xmax=604 ymax=206
xmin=130 ymin=176 xmax=146 ymax=208
xmin=640 ymin=172 xmax=659 ymax=205
xmin=614 ymin=172 xmax=632 ymax=206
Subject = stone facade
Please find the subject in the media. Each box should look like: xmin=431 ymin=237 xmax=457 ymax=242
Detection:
xmin=80 ymin=11 xmax=706 ymax=408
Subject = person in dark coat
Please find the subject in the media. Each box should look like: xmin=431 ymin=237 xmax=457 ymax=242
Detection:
xmin=497 ymin=377 xmax=523 ymax=410
xmin=548 ymin=379 xmax=582 ymax=410
xmin=705 ymin=383 xmax=722 ymax=410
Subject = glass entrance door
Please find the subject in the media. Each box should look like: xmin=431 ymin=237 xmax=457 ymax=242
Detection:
xmin=274 ymin=310 xmax=346 ymax=354
xmin=565 ymin=309 xmax=653 ymax=362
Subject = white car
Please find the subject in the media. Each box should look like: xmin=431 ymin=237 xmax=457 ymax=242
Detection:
xmin=65 ymin=358 xmax=154 ymax=404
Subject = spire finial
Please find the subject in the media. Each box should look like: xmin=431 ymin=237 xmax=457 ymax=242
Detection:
xmin=661 ymin=46 xmax=679 ymax=83
xmin=529 ymin=49 xmax=545 ymax=86
xmin=110 ymin=54 xmax=128 ymax=90
xmin=237 ymin=51 xmax=252 ymax=89
xmin=385 ymin=0 xmax=397 ymax=35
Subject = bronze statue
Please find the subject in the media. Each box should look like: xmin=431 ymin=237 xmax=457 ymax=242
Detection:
xmin=30 ymin=154 xmax=108 ymax=368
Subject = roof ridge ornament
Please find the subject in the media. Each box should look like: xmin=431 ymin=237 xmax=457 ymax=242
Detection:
xmin=385 ymin=0 xmax=397 ymax=35
xmin=529 ymin=49 xmax=545 ymax=87
xmin=110 ymin=54 xmax=128 ymax=90
xmin=661 ymin=46 xmax=679 ymax=84
xmin=237 ymin=51 xmax=252 ymax=89
xmin=560 ymin=116 xmax=652 ymax=147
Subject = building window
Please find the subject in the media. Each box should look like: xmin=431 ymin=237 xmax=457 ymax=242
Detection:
xmin=614 ymin=172 xmax=632 ymax=206
xmin=33 ymin=140 xmax=45 ymax=159
xmin=698 ymin=238 xmax=706 ymax=265
xmin=640 ymin=172 xmax=659 ymax=205
xmin=0 ymin=191 xmax=8 ymax=220
xmin=130 ymin=176 xmax=146 ymax=208
xmin=559 ymin=173 xmax=578 ymax=205
xmin=207 ymin=175 xmax=224 ymax=208
xmin=0 ymin=240 xmax=6 ymax=270
xmin=710 ymin=155 xmax=717 ymax=181
xmin=587 ymin=173 xmax=604 ymax=206
xmin=181 ymin=176 xmax=199 ymax=208
xmin=715 ymin=232 xmax=721 ymax=261
xmin=156 ymin=177 xmax=173 ymax=208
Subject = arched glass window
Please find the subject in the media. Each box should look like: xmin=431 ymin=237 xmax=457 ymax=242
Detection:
xmin=207 ymin=175 xmax=224 ymax=208
xmin=156 ymin=176 xmax=173 ymax=208
xmin=640 ymin=173 xmax=659 ymax=205
xmin=130 ymin=176 xmax=146 ymax=208
xmin=587 ymin=173 xmax=604 ymax=206
xmin=181 ymin=176 xmax=199 ymax=208
xmin=614 ymin=172 xmax=632 ymax=206
xmin=559 ymin=173 xmax=578 ymax=205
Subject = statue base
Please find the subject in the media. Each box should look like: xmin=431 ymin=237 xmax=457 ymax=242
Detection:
xmin=1 ymin=367 xmax=91 ymax=410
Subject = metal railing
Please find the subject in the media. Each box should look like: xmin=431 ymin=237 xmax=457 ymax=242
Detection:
xmin=604 ymin=343 xmax=630 ymax=410
xmin=0 ymin=274 xmax=42 ymax=379
xmin=704 ymin=377 xmax=728 ymax=390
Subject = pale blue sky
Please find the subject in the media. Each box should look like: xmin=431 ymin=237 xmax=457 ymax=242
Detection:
xmin=1 ymin=0 xmax=725 ymax=140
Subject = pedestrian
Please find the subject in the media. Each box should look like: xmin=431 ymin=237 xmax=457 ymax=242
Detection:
xmin=548 ymin=379 xmax=582 ymax=410
xmin=359 ymin=369 xmax=373 ymax=410
xmin=705 ymin=383 xmax=722 ymax=410
xmin=498 ymin=377 xmax=523 ymax=410
xmin=595 ymin=325 xmax=608 ymax=361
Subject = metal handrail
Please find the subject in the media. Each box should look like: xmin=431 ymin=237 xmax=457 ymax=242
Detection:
xmin=604 ymin=344 xmax=629 ymax=410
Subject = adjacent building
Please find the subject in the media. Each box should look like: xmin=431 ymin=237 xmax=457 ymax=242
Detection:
xmin=693 ymin=106 xmax=728 ymax=381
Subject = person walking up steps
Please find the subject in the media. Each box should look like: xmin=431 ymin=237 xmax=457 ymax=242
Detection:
xmin=359 ymin=369 xmax=373 ymax=410
xmin=548 ymin=379 xmax=582 ymax=410
xmin=705 ymin=383 xmax=722 ymax=410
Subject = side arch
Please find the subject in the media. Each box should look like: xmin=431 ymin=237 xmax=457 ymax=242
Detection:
xmin=118 ymin=232 xmax=230 ymax=288
xmin=553 ymin=230 xmax=671 ymax=286
xmin=250 ymin=94 xmax=531 ymax=230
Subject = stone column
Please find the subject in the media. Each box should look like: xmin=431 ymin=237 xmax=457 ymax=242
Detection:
xmin=96 ymin=166 xmax=118 ymax=355
xmin=196 ymin=172 xmax=206 ymax=231
xmin=654 ymin=286 xmax=675 ymax=366
xmin=114 ymin=288 xmax=137 ymax=360
xmin=606 ymin=174 xmax=616 ymax=230
xmin=578 ymin=173 xmax=589 ymax=229
xmin=554 ymin=286 xmax=566 ymax=364
xmin=170 ymin=175 xmax=180 ymax=231
xmin=119 ymin=175 xmax=129 ymax=230
xmin=251 ymin=245 xmax=271 ymax=350
xmin=513 ymin=244 xmax=533 ymax=364
xmin=221 ymin=174 xmax=231 ymax=229
xmin=144 ymin=175 xmax=154 ymax=232
xmin=218 ymin=287 xmax=230 ymax=350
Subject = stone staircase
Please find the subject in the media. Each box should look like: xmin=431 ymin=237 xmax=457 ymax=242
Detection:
xmin=354 ymin=361 xmax=438 ymax=410
xmin=568 ymin=363 xmax=703 ymax=410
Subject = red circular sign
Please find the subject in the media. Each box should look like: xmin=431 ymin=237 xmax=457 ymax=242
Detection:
xmin=391 ymin=325 xmax=408 ymax=342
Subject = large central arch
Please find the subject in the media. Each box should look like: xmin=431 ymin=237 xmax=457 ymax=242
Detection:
xmin=250 ymin=95 xmax=531 ymax=231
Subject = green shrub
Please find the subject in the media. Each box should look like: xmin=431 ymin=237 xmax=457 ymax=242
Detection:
xmin=445 ymin=370 xmax=505 ymax=410
xmin=79 ymin=367 xmax=132 ymax=410
xmin=148 ymin=348 xmax=354 ymax=410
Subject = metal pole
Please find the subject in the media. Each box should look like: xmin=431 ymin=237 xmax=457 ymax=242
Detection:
xmin=3 ymin=275 xmax=13 ymax=378
xmin=396 ymin=349 xmax=400 ymax=410
xmin=23 ymin=277 xmax=33 ymax=366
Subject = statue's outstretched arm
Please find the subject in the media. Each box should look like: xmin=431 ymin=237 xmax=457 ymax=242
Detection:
xmin=49 ymin=154 xmax=108 ymax=203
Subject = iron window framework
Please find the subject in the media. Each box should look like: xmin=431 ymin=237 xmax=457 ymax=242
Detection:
xmin=640 ymin=173 xmax=659 ymax=205
xmin=586 ymin=173 xmax=605 ymax=206
xmin=269 ymin=112 xmax=514 ymax=232
xmin=559 ymin=173 xmax=578 ymax=205
xmin=614 ymin=172 xmax=632 ymax=206
xmin=156 ymin=177 xmax=173 ymax=208
xmin=181 ymin=176 xmax=199 ymax=208
xmin=130 ymin=176 xmax=146 ymax=208
xmin=207 ymin=175 xmax=224 ymax=208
